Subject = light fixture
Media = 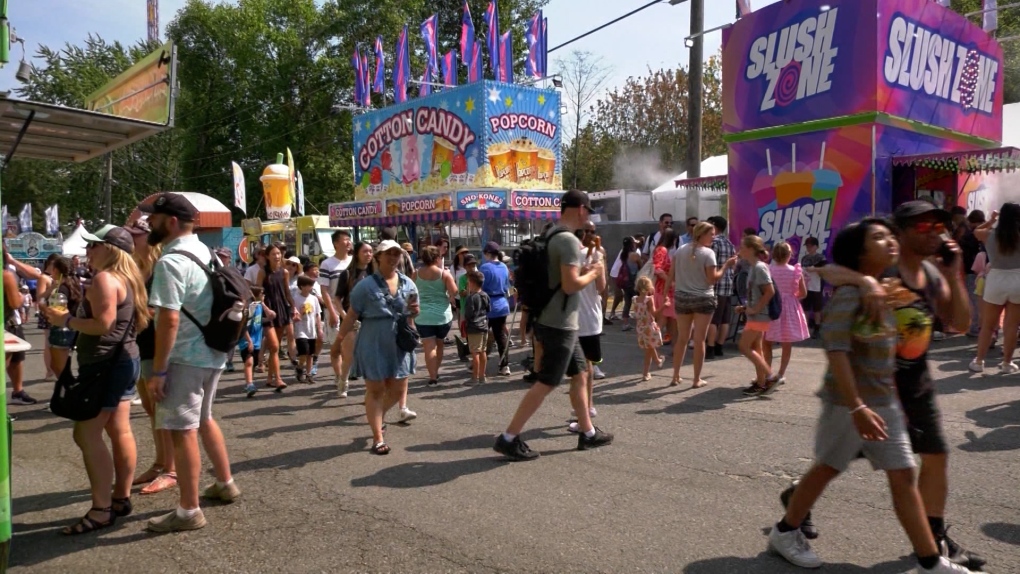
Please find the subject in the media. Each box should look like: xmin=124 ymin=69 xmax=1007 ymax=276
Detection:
xmin=684 ymin=22 xmax=732 ymax=48
xmin=668 ymin=0 xmax=689 ymax=5
xmin=552 ymin=77 xmax=563 ymax=88
xmin=559 ymin=104 xmax=568 ymax=115
xmin=684 ymin=37 xmax=695 ymax=48
xmin=10 ymin=30 xmax=30 ymax=83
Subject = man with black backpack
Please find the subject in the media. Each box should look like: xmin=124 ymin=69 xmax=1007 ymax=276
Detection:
xmin=494 ymin=190 xmax=613 ymax=461
xmin=141 ymin=193 xmax=242 ymax=532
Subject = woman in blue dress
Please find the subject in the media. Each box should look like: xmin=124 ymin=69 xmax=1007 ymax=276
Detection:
xmin=337 ymin=240 xmax=420 ymax=455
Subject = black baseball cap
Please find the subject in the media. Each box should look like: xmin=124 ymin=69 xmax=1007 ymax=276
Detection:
xmin=463 ymin=253 xmax=478 ymax=265
xmin=561 ymin=189 xmax=592 ymax=212
xmin=81 ymin=225 xmax=135 ymax=255
xmin=893 ymin=200 xmax=951 ymax=227
xmin=138 ymin=193 xmax=198 ymax=222
xmin=483 ymin=241 xmax=501 ymax=255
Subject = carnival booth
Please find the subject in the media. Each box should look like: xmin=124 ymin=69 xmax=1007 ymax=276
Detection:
xmin=3 ymin=232 xmax=62 ymax=269
xmin=329 ymin=80 xmax=565 ymax=252
xmin=723 ymin=0 xmax=1007 ymax=257
xmin=128 ymin=191 xmax=243 ymax=260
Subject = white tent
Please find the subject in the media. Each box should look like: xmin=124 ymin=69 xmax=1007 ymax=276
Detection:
xmin=651 ymin=154 xmax=728 ymax=220
xmin=650 ymin=155 xmax=729 ymax=193
xmin=62 ymin=222 xmax=88 ymax=257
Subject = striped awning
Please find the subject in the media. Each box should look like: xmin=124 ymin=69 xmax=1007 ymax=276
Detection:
xmin=673 ymin=175 xmax=728 ymax=190
xmin=331 ymin=208 xmax=560 ymax=228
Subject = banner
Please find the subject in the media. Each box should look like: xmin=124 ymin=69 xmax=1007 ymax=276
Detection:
xmin=329 ymin=200 xmax=385 ymax=225
xmin=394 ymin=26 xmax=410 ymax=104
xmin=984 ymin=0 xmax=998 ymax=32
xmin=352 ymin=81 xmax=562 ymax=200
xmin=85 ymin=41 xmax=175 ymax=125
xmin=232 ymin=161 xmax=246 ymax=214
xmin=384 ymin=192 xmax=452 ymax=217
xmin=510 ymin=190 xmax=563 ymax=211
xmin=296 ymin=171 xmax=306 ymax=216
xmin=286 ymin=148 xmax=296 ymax=206
xmin=373 ymin=36 xmax=386 ymax=93
xmin=457 ymin=190 xmax=508 ymax=210
xmin=421 ymin=15 xmax=440 ymax=78
xmin=18 ymin=204 xmax=31 ymax=233
xmin=461 ymin=1 xmax=475 ymax=68
xmin=3 ymin=232 xmax=61 ymax=262
xmin=498 ymin=32 xmax=514 ymax=84
xmin=485 ymin=1 xmax=501 ymax=79
xmin=44 ymin=205 xmax=59 ymax=236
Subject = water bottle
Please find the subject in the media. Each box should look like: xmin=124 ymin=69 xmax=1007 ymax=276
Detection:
xmin=227 ymin=300 xmax=245 ymax=323
xmin=49 ymin=291 xmax=74 ymax=347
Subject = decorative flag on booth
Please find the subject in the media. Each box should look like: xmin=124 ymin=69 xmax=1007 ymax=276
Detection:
xmin=420 ymin=67 xmax=433 ymax=97
xmin=526 ymin=12 xmax=540 ymax=79
xmin=460 ymin=1 xmax=475 ymax=68
xmin=420 ymin=14 xmax=439 ymax=77
xmin=736 ymin=0 xmax=752 ymax=17
xmin=231 ymin=161 xmax=246 ymax=214
xmin=351 ymin=47 xmax=364 ymax=105
xmin=485 ymin=1 xmax=500 ymax=79
xmin=361 ymin=54 xmax=371 ymax=106
xmin=18 ymin=203 xmax=31 ymax=233
xmin=286 ymin=148 xmax=296 ymax=206
xmin=296 ymin=171 xmax=305 ymax=216
xmin=373 ymin=36 xmax=385 ymax=93
xmin=468 ymin=43 xmax=483 ymax=83
xmin=498 ymin=31 xmax=513 ymax=84
xmin=394 ymin=25 xmax=410 ymax=103
xmin=984 ymin=0 xmax=998 ymax=32
xmin=44 ymin=205 xmax=59 ymax=236
xmin=540 ymin=17 xmax=547 ymax=77
xmin=441 ymin=50 xmax=458 ymax=87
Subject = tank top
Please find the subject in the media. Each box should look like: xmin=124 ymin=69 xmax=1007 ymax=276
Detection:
xmin=263 ymin=267 xmax=292 ymax=314
xmin=414 ymin=268 xmax=453 ymax=326
xmin=136 ymin=275 xmax=156 ymax=361
xmin=77 ymin=281 xmax=139 ymax=365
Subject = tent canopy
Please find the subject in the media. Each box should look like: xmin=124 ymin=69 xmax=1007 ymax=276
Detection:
xmin=128 ymin=191 xmax=232 ymax=228
xmin=651 ymin=155 xmax=728 ymax=193
xmin=62 ymin=223 xmax=88 ymax=257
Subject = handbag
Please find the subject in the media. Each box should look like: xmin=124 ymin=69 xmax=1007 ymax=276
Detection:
xmin=636 ymin=259 xmax=655 ymax=282
xmin=49 ymin=316 xmax=134 ymax=422
xmin=371 ymin=273 xmax=420 ymax=353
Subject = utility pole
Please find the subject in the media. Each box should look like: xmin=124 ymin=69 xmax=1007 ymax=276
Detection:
xmin=686 ymin=0 xmax=704 ymax=220
xmin=103 ymin=153 xmax=113 ymax=224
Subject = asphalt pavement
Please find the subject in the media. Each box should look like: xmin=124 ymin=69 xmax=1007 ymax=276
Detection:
xmin=8 ymin=324 xmax=1020 ymax=573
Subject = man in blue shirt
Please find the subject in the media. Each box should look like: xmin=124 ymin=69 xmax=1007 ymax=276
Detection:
xmin=480 ymin=242 xmax=512 ymax=376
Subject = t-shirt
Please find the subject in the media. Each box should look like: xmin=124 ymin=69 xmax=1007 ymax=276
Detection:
xmin=958 ymin=229 xmax=982 ymax=274
xmin=239 ymin=302 xmax=265 ymax=350
xmin=539 ymin=229 xmax=584 ymax=330
xmin=673 ymin=243 xmax=717 ymax=298
xmin=746 ymin=261 xmax=773 ymax=323
xmin=335 ymin=267 xmax=370 ymax=312
xmin=884 ymin=261 xmax=943 ymax=399
xmin=292 ymin=291 xmax=321 ymax=340
xmin=818 ymin=286 xmax=897 ymax=407
xmin=800 ymin=252 xmax=826 ymax=292
xmin=318 ymin=255 xmax=352 ymax=297
xmin=643 ymin=230 xmax=679 ymax=259
xmin=464 ymin=291 xmax=490 ymax=334
xmin=577 ymin=247 xmax=603 ymax=337
xmin=290 ymin=278 xmax=322 ymax=303
xmin=150 ymin=234 xmax=225 ymax=369
xmin=244 ymin=264 xmax=261 ymax=285
xmin=480 ymin=260 xmax=511 ymax=319
xmin=984 ymin=234 xmax=1020 ymax=270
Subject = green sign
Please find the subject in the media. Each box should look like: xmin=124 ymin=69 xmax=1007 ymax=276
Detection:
xmin=85 ymin=41 xmax=176 ymax=125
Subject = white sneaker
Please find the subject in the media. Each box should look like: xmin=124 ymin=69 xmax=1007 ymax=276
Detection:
xmin=499 ymin=366 xmax=511 ymax=376
xmin=336 ymin=378 xmax=349 ymax=399
xmin=399 ymin=407 xmax=417 ymax=422
xmin=589 ymin=407 xmax=597 ymax=418
xmin=1000 ymin=361 xmax=1019 ymax=375
xmin=916 ymin=556 xmax=973 ymax=573
xmin=131 ymin=397 xmax=143 ymax=406
xmin=968 ymin=360 xmax=984 ymax=373
xmin=592 ymin=366 xmax=606 ymax=380
xmin=768 ymin=525 xmax=822 ymax=569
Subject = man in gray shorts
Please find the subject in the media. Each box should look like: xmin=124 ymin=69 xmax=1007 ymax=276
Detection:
xmin=142 ymin=193 xmax=241 ymax=532
xmin=493 ymin=190 xmax=613 ymax=461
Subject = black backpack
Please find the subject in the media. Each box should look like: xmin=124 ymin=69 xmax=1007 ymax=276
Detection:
xmin=516 ymin=226 xmax=573 ymax=316
xmin=171 ymin=250 xmax=253 ymax=353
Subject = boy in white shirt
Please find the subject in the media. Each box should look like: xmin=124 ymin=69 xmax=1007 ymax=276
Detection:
xmin=292 ymin=275 xmax=322 ymax=383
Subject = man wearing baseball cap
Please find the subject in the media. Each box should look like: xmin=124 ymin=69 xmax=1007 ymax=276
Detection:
xmin=800 ymin=200 xmax=981 ymax=570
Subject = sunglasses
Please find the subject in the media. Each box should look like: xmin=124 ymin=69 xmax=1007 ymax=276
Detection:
xmin=912 ymin=221 xmax=946 ymax=234
xmin=86 ymin=241 xmax=104 ymax=249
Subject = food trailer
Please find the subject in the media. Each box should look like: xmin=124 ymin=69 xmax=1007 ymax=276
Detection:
xmin=240 ymin=215 xmax=347 ymax=264
xmin=330 ymin=80 xmax=565 ymax=252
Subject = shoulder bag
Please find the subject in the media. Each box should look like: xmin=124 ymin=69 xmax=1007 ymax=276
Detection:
xmin=49 ymin=315 xmax=135 ymax=422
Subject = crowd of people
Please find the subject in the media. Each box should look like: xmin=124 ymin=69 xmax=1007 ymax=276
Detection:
xmin=4 ymin=190 xmax=1018 ymax=572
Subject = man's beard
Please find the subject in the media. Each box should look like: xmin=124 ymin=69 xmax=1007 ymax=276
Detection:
xmin=147 ymin=226 xmax=169 ymax=246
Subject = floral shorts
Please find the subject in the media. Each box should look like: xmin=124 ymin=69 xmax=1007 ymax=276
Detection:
xmin=673 ymin=292 xmax=717 ymax=315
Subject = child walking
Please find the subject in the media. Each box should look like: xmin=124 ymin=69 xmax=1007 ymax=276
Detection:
xmin=292 ymin=275 xmax=322 ymax=383
xmin=764 ymin=242 xmax=810 ymax=384
xmin=634 ymin=276 xmax=665 ymax=381
xmin=240 ymin=287 xmax=267 ymax=397
xmin=463 ymin=270 xmax=491 ymax=385
xmin=736 ymin=235 xmax=780 ymax=395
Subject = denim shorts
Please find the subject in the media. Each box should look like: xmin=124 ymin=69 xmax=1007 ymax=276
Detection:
xmin=49 ymin=327 xmax=77 ymax=349
xmin=80 ymin=356 xmax=140 ymax=410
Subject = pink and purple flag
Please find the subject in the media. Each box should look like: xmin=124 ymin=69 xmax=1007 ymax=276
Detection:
xmin=484 ymin=1 xmax=500 ymax=79
xmin=441 ymin=50 xmax=458 ymax=87
xmin=421 ymin=14 xmax=440 ymax=77
xmin=393 ymin=25 xmax=410 ymax=103
xmin=361 ymin=54 xmax=371 ymax=106
xmin=373 ymin=35 xmax=385 ymax=93
xmin=420 ymin=67 xmax=433 ymax=97
xmin=498 ymin=31 xmax=513 ymax=84
xmin=526 ymin=12 xmax=540 ymax=78
xmin=468 ymin=43 xmax=483 ymax=83
xmin=352 ymin=46 xmax=364 ymax=105
xmin=460 ymin=1 xmax=475 ymax=68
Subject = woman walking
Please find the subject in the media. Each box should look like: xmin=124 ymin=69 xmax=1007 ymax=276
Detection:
xmin=336 ymin=240 xmax=420 ymax=455
xmin=652 ymin=229 xmax=677 ymax=344
xmin=43 ymin=226 xmax=149 ymax=534
xmin=764 ymin=241 xmax=811 ymax=384
xmin=257 ymin=244 xmax=299 ymax=389
xmin=331 ymin=241 xmax=374 ymax=398
xmin=736 ymin=235 xmax=780 ymax=395
xmin=970 ymin=203 xmax=1020 ymax=375
xmin=664 ymin=222 xmax=738 ymax=388
xmin=616 ymin=237 xmax=641 ymax=331
xmin=415 ymin=246 xmax=459 ymax=386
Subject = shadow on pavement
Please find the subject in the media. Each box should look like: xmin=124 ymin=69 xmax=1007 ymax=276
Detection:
xmin=12 ymin=488 xmax=92 ymax=517
xmin=232 ymin=439 xmax=370 ymax=473
xmin=958 ymin=399 xmax=1020 ymax=452
xmin=634 ymin=386 xmax=733 ymax=417
xmin=982 ymin=522 xmax=1020 ymax=546
xmin=10 ymin=517 xmax=155 ymax=568
xmin=932 ymin=369 xmax=1020 ymax=396
xmin=413 ymin=380 xmax=524 ymax=401
xmin=682 ymin=554 xmax=912 ymax=573
xmin=350 ymin=457 xmax=500 ymax=489
xmin=236 ymin=413 xmax=365 ymax=439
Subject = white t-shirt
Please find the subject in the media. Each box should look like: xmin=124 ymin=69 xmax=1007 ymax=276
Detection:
xmin=292 ymin=292 xmax=321 ymax=340
xmin=290 ymin=279 xmax=322 ymax=303
xmin=318 ymin=255 xmax=351 ymax=296
xmin=644 ymin=231 xmax=679 ymax=259
xmin=577 ymin=247 xmax=604 ymax=337
xmin=244 ymin=264 xmax=261 ymax=285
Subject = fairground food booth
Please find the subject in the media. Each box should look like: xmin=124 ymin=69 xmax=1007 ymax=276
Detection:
xmin=329 ymin=80 xmax=565 ymax=252
xmin=722 ymin=0 xmax=1015 ymax=259
xmin=0 ymin=41 xmax=177 ymax=568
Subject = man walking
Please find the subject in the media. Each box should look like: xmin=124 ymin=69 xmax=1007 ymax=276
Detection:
xmin=318 ymin=230 xmax=351 ymax=334
xmin=494 ymin=190 xmax=612 ymax=460
xmin=706 ymin=216 xmax=736 ymax=357
xmin=142 ymin=193 xmax=239 ymax=532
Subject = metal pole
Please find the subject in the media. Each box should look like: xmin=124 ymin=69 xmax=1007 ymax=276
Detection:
xmin=686 ymin=0 xmax=704 ymax=220
xmin=103 ymin=153 xmax=113 ymax=224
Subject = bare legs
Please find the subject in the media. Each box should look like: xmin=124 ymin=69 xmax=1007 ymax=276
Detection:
xmin=170 ymin=418 xmax=233 ymax=511
xmin=364 ymin=378 xmax=407 ymax=444
xmin=671 ymin=313 xmax=712 ymax=387
xmin=974 ymin=300 xmax=1003 ymax=364
xmin=71 ymin=401 xmax=135 ymax=524
xmin=739 ymin=329 xmax=772 ymax=386
xmin=422 ymin=337 xmax=443 ymax=381
xmin=763 ymin=341 xmax=793 ymax=380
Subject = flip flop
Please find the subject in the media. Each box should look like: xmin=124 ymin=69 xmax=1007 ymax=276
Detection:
xmin=132 ymin=465 xmax=163 ymax=486
xmin=370 ymin=442 xmax=391 ymax=455
xmin=140 ymin=473 xmax=178 ymax=495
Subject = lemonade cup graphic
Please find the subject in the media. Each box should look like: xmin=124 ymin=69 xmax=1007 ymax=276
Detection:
xmin=511 ymin=137 xmax=539 ymax=182
xmin=260 ymin=153 xmax=292 ymax=219
xmin=431 ymin=137 xmax=456 ymax=175
xmin=536 ymin=149 xmax=557 ymax=184
xmin=487 ymin=142 xmax=517 ymax=183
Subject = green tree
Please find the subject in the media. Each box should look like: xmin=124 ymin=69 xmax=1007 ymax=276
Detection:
xmin=952 ymin=0 xmax=1020 ymax=104
xmin=561 ymin=123 xmax=617 ymax=192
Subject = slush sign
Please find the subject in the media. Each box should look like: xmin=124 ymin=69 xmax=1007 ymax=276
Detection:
xmin=745 ymin=8 xmax=840 ymax=112
xmin=883 ymin=15 xmax=1000 ymax=114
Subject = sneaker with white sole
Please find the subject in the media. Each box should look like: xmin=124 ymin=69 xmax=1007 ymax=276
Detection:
xmin=399 ymin=407 xmax=417 ymax=422
xmin=968 ymin=360 xmax=984 ymax=373
xmin=8 ymin=391 xmax=37 ymax=405
xmin=916 ymin=556 xmax=977 ymax=573
xmin=592 ymin=366 xmax=606 ymax=380
xmin=336 ymin=378 xmax=349 ymax=399
xmin=768 ymin=525 xmax=822 ymax=569
xmin=499 ymin=366 xmax=511 ymax=376
xmin=147 ymin=509 xmax=207 ymax=532
xmin=1000 ymin=361 xmax=1019 ymax=375
xmin=202 ymin=481 xmax=241 ymax=502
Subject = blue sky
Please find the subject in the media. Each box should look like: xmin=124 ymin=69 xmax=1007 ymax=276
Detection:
xmin=0 ymin=0 xmax=782 ymax=96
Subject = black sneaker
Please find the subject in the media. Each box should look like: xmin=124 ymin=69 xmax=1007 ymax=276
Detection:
xmin=522 ymin=371 xmax=538 ymax=383
xmin=742 ymin=383 xmax=764 ymax=396
xmin=780 ymin=484 xmax=819 ymax=540
xmin=493 ymin=435 xmax=539 ymax=461
xmin=714 ymin=344 xmax=723 ymax=358
xmin=937 ymin=527 xmax=986 ymax=570
xmin=577 ymin=427 xmax=614 ymax=451
xmin=427 ymin=379 xmax=438 ymax=386
xmin=9 ymin=391 xmax=37 ymax=405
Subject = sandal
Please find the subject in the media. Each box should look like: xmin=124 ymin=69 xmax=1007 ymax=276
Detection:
xmin=669 ymin=378 xmax=682 ymax=387
xmin=61 ymin=507 xmax=115 ymax=535
xmin=132 ymin=465 xmax=164 ymax=486
xmin=140 ymin=472 xmax=178 ymax=495
xmin=370 ymin=442 xmax=391 ymax=455
xmin=691 ymin=379 xmax=708 ymax=389
xmin=111 ymin=497 xmax=132 ymax=517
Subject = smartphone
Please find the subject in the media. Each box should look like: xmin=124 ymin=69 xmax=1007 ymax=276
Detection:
xmin=407 ymin=293 xmax=419 ymax=307
xmin=938 ymin=233 xmax=957 ymax=266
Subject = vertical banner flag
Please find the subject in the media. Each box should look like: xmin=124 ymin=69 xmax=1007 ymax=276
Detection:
xmin=373 ymin=36 xmax=385 ymax=93
xmin=18 ymin=203 xmax=31 ymax=233
xmin=736 ymin=0 xmax=752 ymax=18
xmin=361 ymin=54 xmax=371 ymax=106
xmin=394 ymin=25 xmax=410 ymax=103
xmin=421 ymin=14 xmax=439 ymax=77
xmin=286 ymin=148 xmax=296 ymax=206
xmin=44 ymin=205 xmax=59 ymax=236
xmin=540 ymin=17 xmax=548 ymax=78
xmin=469 ymin=42 xmax=483 ymax=83
xmin=485 ymin=1 xmax=500 ymax=79
xmin=441 ymin=50 xmax=458 ymax=87
xmin=526 ymin=13 xmax=540 ymax=79
xmin=984 ymin=0 xmax=998 ymax=32
xmin=460 ymin=1 xmax=475 ymax=68
xmin=352 ymin=47 xmax=364 ymax=105
xmin=296 ymin=171 xmax=305 ymax=216
xmin=499 ymin=31 xmax=513 ymax=84
xmin=420 ymin=67 xmax=433 ymax=97
xmin=231 ymin=161 xmax=246 ymax=214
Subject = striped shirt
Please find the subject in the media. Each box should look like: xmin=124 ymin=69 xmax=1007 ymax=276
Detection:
xmin=711 ymin=234 xmax=736 ymax=297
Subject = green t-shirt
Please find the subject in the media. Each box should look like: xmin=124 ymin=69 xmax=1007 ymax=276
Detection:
xmin=458 ymin=273 xmax=469 ymax=315
xmin=538 ymin=230 xmax=584 ymax=331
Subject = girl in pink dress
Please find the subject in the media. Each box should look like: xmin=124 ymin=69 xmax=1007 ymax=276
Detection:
xmin=764 ymin=241 xmax=810 ymax=383
xmin=634 ymin=276 xmax=665 ymax=381
xmin=652 ymin=229 xmax=677 ymax=344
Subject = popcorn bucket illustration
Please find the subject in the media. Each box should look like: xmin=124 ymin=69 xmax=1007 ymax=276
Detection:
xmin=536 ymin=149 xmax=557 ymax=184
xmin=487 ymin=142 xmax=517 ymax=182
xmin=511 ymin=138 xmax=539 ymax=182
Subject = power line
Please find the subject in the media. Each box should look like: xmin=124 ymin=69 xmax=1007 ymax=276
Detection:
xmin=548 ymin=0 xmax=666 ymax=54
